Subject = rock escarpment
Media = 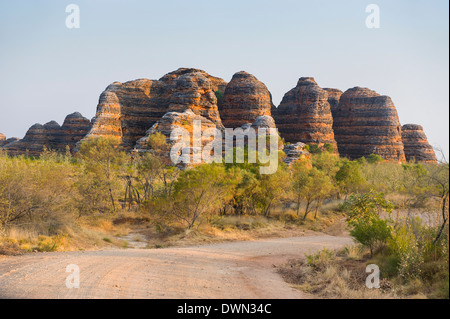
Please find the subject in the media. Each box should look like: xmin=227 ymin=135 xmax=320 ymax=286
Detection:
xmin=162 ymin=69 xmax=224 ymax=128
xmin=218 ymin=71 xmax=273 ymax=128
xmin=2 ymin=113 xmax=92 ymax=156
xmin=1 ymin=68 xmax=437 ymax=164
xmin=1 ymin=137 xmax=19 ymax=147
xmin=273 ymin=77 xmax=337 ymax=152
xmin=401 ymin=124 xmax=437 ymax=163
xmin=2 ymin=124 xmax=49 ymax=156
xmin=84 ymin=68 xmax=226 ymax=149
xmin=333 ymin=87 xmax=406 ymax=162
xmin=56 ymin=112 xmax=93 ymax=151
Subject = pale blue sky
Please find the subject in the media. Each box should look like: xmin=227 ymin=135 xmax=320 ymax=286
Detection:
xmin=0 ymin=0 xmax=448 ymax=159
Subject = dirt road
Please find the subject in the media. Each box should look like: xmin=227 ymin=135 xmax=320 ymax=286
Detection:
xmin=0 ymin=235 xmax=352 ymax=299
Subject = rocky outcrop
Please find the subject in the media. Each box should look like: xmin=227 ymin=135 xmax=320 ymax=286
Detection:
xmin=84 ymin=68 xmax=226 ymax=149
xmin=401 ymin=124 xmax=437 ymax=163
xmin=283 ymin=142 xmax=309 ymax=166
xmin=135 ymin=109 xmax=219 ymax=167
xmin=2 ymin=68 xmax=436 ymax=163
xmin=163 ymin=70 xmax=224 ymax=128
xmin=135 ymin=109 xmax=218 ymax=151
xmin=2 ymin=112 xmax=92 ymax=156
xmin=324 ymin=88 xmax=343 ymax=119
xmin=2 ymin=124 xmax=49 ymax=156
xmin=333 ymin=87 xmax=405 ymax=162
xmin=251 ymin=115 xmax=276 ymax=130
xmin=1 ymin=137 xmax=19 ymax=147
xmin=55 ymin=112 xmax=92 ymax=151
xmin=43 ymin=121 xmax=61 ymax=146
xmin=218 ymin=71 xmax=273 ymax=128
xmin=160 ymin=68 xmax=227 ymax=95
xmin=273 ymin=77 xmax=337 ymax=152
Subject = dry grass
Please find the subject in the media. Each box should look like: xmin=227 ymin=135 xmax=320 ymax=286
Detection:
xmin=0 ymin=213 xmax=135 ymax=255
xmin=278 ymin=242 xmax=449 ymax=299
xmin=1 ymin=206 xmax=346 ymax=255
xmin=277 ymin=245 xmax=398 ymax=299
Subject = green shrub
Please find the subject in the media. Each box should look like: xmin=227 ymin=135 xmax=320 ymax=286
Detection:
xmin=306 ymin=248 xmax=335 ymax=270
xmin=398 ymin=246 xmax=424 ymax=282
xmin=435 ymin=278 xmax=449 ymax=299
xmin=367 ymin=154 xmax=383 ymax=164
xmin=308 ymin=144 xmax=322 ymax=154
xmin=323 ymin=143 xmax=334 ymax=153
xmin=35 ymin=235 xmax=67 ymax=252
xmin=349 ymin=216 xmax=392 ymax=256
xmin=214 ymin=90 xmax=224 ymax=103
xmin=344 ymin=191 xmax=393 ymax=255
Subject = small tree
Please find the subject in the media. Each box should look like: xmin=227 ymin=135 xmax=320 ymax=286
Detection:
xmin=254 ymin=168 xmax=289 ymax=217
xmin=77 ymin=137 xmax=127 ymax=213
xmin=349 ymin=215 xmax=392 ymax=256
xmin=335 ymin=159 xmax=366 ymax=198
xmin=308 ymin=144 xmax=322 ymax=154
xmin=424 ymin=162 xmax=449 ymax=244
xmin=161 ymin=164 xmax=236 ymax=229
xmin=135 ymin=133 xmax=177 ymax=202
xmin=344 ymin=190 xmax=393 ymax=256
xmin=226 ymin=167 xmax=259 ymax=216
xmin=292 ymin=159 xmax=335 ymax=220
xmin=367 ymin=154 xmax=384 ymax=164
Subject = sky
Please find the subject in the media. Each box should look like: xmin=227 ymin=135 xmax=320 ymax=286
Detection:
xmin=0 ymin=0 xmax=448 ymax=159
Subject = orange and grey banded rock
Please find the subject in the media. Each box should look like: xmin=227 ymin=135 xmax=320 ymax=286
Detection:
xmin=218 ymin=71 xmax=273 ymax=128
xmin=2 ymin=113 xmax=92 ymax=156
xmin=0 ymin=133 xmax=5 ymax=146
xmin=55 ymin=112 xmax=93 ymax=152
xmin=2 ymin=69 xmax=436 ymax=163
xmin=2 ymin=123 xmax=49 ymax=156
xmin=84 ymin=68 xmax=226 ymax=149
xmin=324 ymin=88 xmax=343 ymax=119
xmin=401 ymin=124 xmax=437 ymax=163
xmin=273 ymin=77 xmax=337 ymax=152
xmin=333 ymin=87 xmax=405 ymax=162
xmin=283 ymin=142 xmax=309 ymax=166
xmin=1 ymin=137 xmax=19 ymax=147
xmin=134 ymin=109 xmax=219 ymax=168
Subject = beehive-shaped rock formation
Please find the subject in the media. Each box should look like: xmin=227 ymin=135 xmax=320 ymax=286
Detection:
xmin=401 ymin=124 xmax=437 ymax=163
xmin=218 ymin=71 xmax=273 ymax=128
xmin=333 ymin=87 xmax=405 ymax=162
xmin=273 ymin=77 xmax=337 ymax=151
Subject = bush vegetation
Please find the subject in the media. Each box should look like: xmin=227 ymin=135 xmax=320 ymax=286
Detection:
xmin=0 ymin=136 xmax=448 ymax=298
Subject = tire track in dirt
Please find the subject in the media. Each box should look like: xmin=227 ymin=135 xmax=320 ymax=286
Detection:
xmin=0 ymin=235 xmax=352 ymax=299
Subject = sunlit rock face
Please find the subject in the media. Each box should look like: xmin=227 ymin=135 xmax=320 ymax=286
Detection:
xmin=283 ymin=142 xmax=309 ymax=166
xmin=2 ymin=123 xmax=49 ymax=156
xmin=2 ymin=113 xmax=92 ymax=156
xmin=333 ymin=87 xmax=405 ymax=162
xmin=323 ymin=88 xmax=343 ymax=119
xmin=0 ymin=133 xmax=5 ymax=146
xmin=2 ymin=69 xmax=435 ymax=163
xmin=218 ymin=71 xmax=273 ymax=129
xmin=54 ymin=112 xmax=93 ymax=152
xmin=83 ymin=68 xmax=226 ymax=149
xmin=273 ymin=77 xmax=337 ymax=152
xmin=401 ymin=124 xmax=437 ymax=163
